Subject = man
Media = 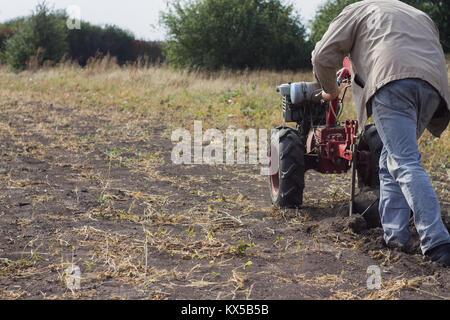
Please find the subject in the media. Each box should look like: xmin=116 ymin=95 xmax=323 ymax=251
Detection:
xmin=312 ymin=0 xmax=450 ymax=266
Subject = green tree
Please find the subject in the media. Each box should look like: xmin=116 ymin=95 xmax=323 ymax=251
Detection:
xmin=67 ymin=22 xmax=136 ymax=66
xmin=160 ymin=0 xmax=312 ymax=70
xmin=4 ymin=2 xmax=68 ymax=71
xmin=310 ymin=0 xmax=449 ymax=53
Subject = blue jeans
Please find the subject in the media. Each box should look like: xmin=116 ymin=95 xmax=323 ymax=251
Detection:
xmin=371 ymin=78 xmax=450 ymax=254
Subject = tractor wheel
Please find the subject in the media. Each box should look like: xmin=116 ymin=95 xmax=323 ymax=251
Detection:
xmin=357 ymin=124 xmax=383 ymax=189
xmin=269 ymin=126 xmax=305 ymax=208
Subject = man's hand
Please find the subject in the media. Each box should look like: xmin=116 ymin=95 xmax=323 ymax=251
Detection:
xmin=322 ymin=87 xmax=341 ymax=102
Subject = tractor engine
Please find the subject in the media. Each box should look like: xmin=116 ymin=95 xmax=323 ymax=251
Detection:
xmin=276 ymin=81 xmax=351 ymax=174
xmin=277 ymin=82 xmax=327 ymax=137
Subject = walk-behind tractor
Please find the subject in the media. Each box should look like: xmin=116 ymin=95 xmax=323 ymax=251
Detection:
xmin=269 ymin=58 xmax=382 ymax=215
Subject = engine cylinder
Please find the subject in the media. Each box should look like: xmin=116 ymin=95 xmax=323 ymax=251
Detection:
xmin=290 ymin=82 xmax=322 ymax=105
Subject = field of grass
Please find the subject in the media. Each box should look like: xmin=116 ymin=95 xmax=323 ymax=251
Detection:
xmin=0 ymin=57 xmax=448 ymax=300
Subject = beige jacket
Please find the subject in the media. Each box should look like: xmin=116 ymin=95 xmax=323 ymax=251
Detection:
xmin=312 ymin=0 xmax=450 ymax=137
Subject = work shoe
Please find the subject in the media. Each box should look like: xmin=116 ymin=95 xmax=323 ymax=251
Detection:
xmin=425 ymin=243 xmax=450 ymax=267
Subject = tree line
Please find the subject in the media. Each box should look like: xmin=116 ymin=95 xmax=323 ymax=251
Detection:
xmin=0 ymin=3 xmax=164 ymax=71
xmin=0 ymin=0 xmax=448 ymax=72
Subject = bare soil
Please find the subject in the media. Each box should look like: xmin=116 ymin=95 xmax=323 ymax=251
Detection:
xmin=0 ymin=101 xmax=449 ymax=300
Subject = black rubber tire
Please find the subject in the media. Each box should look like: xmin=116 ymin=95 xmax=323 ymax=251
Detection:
xmin=269 ymin=126 xmax=305 ymax=208
xmin=357 ymin=124 xmax=383 ymax=189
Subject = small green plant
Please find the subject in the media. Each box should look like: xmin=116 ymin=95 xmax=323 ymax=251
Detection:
xmin=233 ymin=239 xmax=255 ymax=255
xmin=219 ymin=89 xmax=242 ymax=103
xmin=186 ymin=228 xmax=196 ymax=236
xmin=84 ymin=261 xmax=96 ymax=271
xmin=80 ymin=136 xmax=95 ymax=142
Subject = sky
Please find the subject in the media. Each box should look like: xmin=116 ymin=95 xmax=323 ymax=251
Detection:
xmin=0 ymin=0 xmax=327 ymax=41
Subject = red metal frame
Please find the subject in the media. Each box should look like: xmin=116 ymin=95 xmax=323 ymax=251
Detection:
xmin=326 ymin=98 xmax=339 ymax=127
xmin=304 ymin=59 xmax=360 ymax=174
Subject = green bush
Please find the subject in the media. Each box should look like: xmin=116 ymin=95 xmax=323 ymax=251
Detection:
xmin=0 ymin=17 xmax=27 ymax=63
xmin=160 ymin=0 xmax=313 ymax=70
xmin=4 ymin=3 xmax=68 ymax=71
